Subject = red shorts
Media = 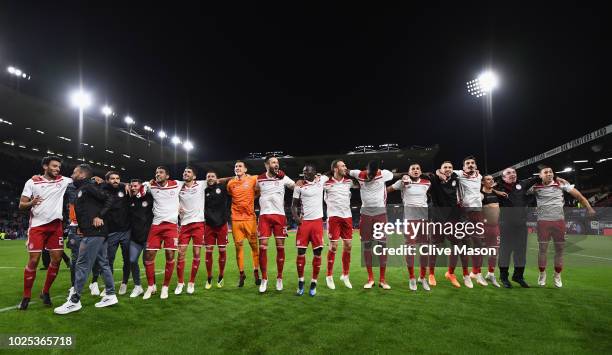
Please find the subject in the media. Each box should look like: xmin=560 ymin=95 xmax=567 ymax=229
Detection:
xmin=327 ymin=216 xmax=353 ymax=241
xmin=147 ymin=222 xmax=179 ymax=250
xmin=27 ymin=219 xmax=64 ymax=252
xmin=537 ymin=220 xmax=566 ymax=243
xmin=178 ymin=222 xmax=205 ymax=247
xmin=482 ymin=224 xmax=500 ymax=247
xmin=296 ymin=219 xmax=324 ymax=249
xmin=258 ymin=214 xmax=287 ymax=239
xmin=359 ymin=213 xmax=388 ymax=242
xmin=204 ymin=223 xmax=228 ymax=246
xmin=404 ymin=220 xmax=428 ymax=244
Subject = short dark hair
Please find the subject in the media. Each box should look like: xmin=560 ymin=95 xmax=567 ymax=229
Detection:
xmin=156 ymin=166 xmax=170 ymax=175
xmin=538 ymin=165 xmax=552 ymax=172
xmin=367 ymin=160 xmax=380 ymax=172
xmin=206 ymin=170 xmax=217 ymax=176
xmin=304 ymin=162 xmax=316 ymax=171
xmin=41 ymin=156 xmax=62 ymax=167
xmin=130 ymin=179 xmax=143 ymax=184
xmin=330 ymin=159 xmax=343 ymax=171
xmin=105 ymin=171 xmax=120 ymax=181
xmin=78 ymin=164 xmax=93 ymax=178
xmin=441 ymin=160 xmax=453 ymax=166
xmin=409 ymin=162 xmax=421 ymax=169
xmin=463 ymin=155 xmax=477 ymax=165
xmin=264 ymin=155 xmax=278 ymax=164
xmin=184 ymin=165 xmax=197 ymax=176
xmin=235 ymin=160 xmax=246 ymax=167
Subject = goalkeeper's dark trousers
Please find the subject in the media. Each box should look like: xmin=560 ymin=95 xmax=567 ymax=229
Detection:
xmin=498 ymin=222 xmax=527 ymax=279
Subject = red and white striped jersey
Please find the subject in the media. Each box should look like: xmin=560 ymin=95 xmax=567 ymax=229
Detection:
xmin=391 ymin=176 xmax=430 ymax=207
xmin=21 ymin=175 xmax=72 ymax=227
xmin=149 ymin=180 xmax=184 ymax=225
xmin=293 ymin=176 xmax=328 ymax=220
xmin=528 ymin=181 xmax=574 ymax=221
xmin=349 ymin=169 xmax=394 ymax=216
xmin=179 ymin=181 xmax=206 ymax=225
xmin=257 ymin=174 xmax=295 ymax=216
xmin=323 ymin=176 xmax=353 ymax=218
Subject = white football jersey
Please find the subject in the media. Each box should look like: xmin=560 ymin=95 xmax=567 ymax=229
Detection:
xmin=392 ymin=176 xmax=430 ymax=220
xmin=21 ymin=175 xmax=73 ymax=227
xmin=454 ymin=170 xmax=483 ymax=208
xmin=148 ymin=180 xmax=184 ymax=225
xmin=257 ymin=173 xmax=295 ymax=216
xmin=323 ymin=177 xmax=353 ymax=218
xmin=349 ymin=169 xmax=394 ymax=216
xmin=179 ymin=181 xmax=206 ymax=225
xmin=293 ymin=176 xmax=328 ymax=220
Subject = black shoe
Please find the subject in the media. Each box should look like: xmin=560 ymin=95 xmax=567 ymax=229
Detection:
xmin=18 ymin=297 xmax=30 ymax=310
xmin=512 ymin=276 xmax=530 ymax=288
xmin=40 ymin=292 xmax=52 ymax=306
xmin=238 ymin=274 xmax=246 ymax=288
xmin=501 ymin=278 xmax=512 ymax=288
xmin=255 ymin=278 xmax=262 ymax=286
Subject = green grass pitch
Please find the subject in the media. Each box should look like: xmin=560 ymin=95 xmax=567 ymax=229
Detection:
xmin=0 ymin=232 xmax=611 ymax=354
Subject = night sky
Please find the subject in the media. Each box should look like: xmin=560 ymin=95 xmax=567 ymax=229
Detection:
xmin=0 ymin=3 xmax=609 ymax=172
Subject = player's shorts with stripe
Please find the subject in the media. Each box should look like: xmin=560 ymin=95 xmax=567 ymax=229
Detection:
xmin=231 ymin=219 xmax=258 ymax=244
xmin=27 ymin=219 xmax=64 ymax=252
xmin=359 ymin=213 xmax=387 ymax=242
xmin=178 ymin=221 xmax=205 ymax=247
xmin=296 ymin=218 xmax=324 ymax=249
xmin=204 ymin=223 xmax=228 ymax=246
xmin=147 ymin=222 xmax=179 ymax=250
xmin=404 ymin=219 xmax=428 ymax=244
xmin=327 ymin=216 xmax=353 ymax=241
xmin=537 ymin=220 xmax=566 ymax=243
xmin=258 ymin=214 xmax=287 ymax=239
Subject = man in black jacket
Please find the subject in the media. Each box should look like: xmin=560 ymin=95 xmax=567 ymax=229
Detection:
xmin=54 ymin=164 xmax=118 ymax=315
xmin=496 ymin=167 xmax=539 ymax=288
xmin=126 ymin=179 xmax=153 ymax=297
xmin=90 ymin=171 xmax=131 ymax=296
xmin=203 ymin=171 xmax=230 ymax=290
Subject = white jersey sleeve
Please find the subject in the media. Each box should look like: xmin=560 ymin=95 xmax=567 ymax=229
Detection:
xmin=21 ymin=180 xmax=34 ymax=198
xmin=381 ymin=169 xmax=394 ymax=182
xmin=283 ymin=176 xmax=295 ymax=188
xmin=561 ymin=183 xmax=575 ymax=193
xmin=391 ymin=179 xmax=402 ymax=191
xmin=349 ymin=170 xmax=361 ymax=179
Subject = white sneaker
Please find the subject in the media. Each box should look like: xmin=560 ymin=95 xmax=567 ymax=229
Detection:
xmin=463 ymin=275 xmax=474 ymax=288
xmin=475 ymin=273 xmax=488 ymax=286
xmin=174 ymin=283 xmax=184 ymax=295
xmin=538 ymin=272 xmax=547 ymax=287
xmin=418 ymin=277 xmax=431 ymax=291
xmin=54 ymin=300 xmax=82 ymax=315
xmin=485 ymin=272 xmax=500 ymax=288
xmin=100 ymin=289 xmax=107 ymax=297
xmin=187 ymin=282 xmax=195 ymax=294
xmin=130 ymin=285 xmax=144 ymax=298
xmin=379 ymin=282 xmax=391 ymax=290
xmin=326 ymin=276 xmax=336 ymax=290
xmin=553 ymin=272 xmax=562 ymax=288
xmin=363 ymin=280 xmax=375 ymax=289
xmin=160 ymin=286 xmax=169 ymax=299
xmin=339 ymin=274 xmax=352 ymax=289
xmin=143 ymin=285 xmax=157 ymax=300
xmin=259 ymin=279 xmax=268 ymax=293
xmin=409 ymin=278 xmax=417 ymax=291
xmin=118 ymin=283 xmax=127 ymax=295
xmin=89 ymin=282 xmax=100 ymax=296
xmin=276 ymin=278 xmax=283 ymax=291
xmin=95 ymin=294 xmax=118 ymax=308
xmin=67 ymin=286 xmax=75 ymax=301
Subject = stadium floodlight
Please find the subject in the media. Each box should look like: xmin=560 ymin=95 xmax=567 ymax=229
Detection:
xmin=144 ymin=125 xmax=154 ymax=132
xmin=183 ymin=140 xmax=194 ymax=151
xmin=124 ymin=116 xmax=135 ymax=125
xmin=7 ymin=66 xmax=15 ymax=74
xmin=70 ymin=89 xmax=93 ymax=109
xmin=101 ymin=105 xmax=113 ymax=117
xmin=171 ymin=136 xmax=182 ymax=145
xmin=573 ymin=160 xmax=588 ymax=163
xmin=581 ymin=167 xmax=593 ymax=171
xmin=158 ymin=130 xmax=167 ymax=139
xmin=466 ymin=70 xmax=499 ymax=97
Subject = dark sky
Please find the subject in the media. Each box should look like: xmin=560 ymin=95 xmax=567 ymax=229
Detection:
xmin=0 ymin=2 xmax=609 ymax=172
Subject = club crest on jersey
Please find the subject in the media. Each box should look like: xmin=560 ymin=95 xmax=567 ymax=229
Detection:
xmin=118 ymin=191 xmax=125 ymax=198
xmin=516 ymin=184 xmax=522 ymax=190
xmin=216 ymin=188 xmax=221 ymax=194
xmin=77 ymin=190 xmax=83 ymax=198
xmin=275 ymin=181 xmax=280 ymax=186
xmin=142 ymin=201 xmax=148 ymax=207
xmin=452 ymin=181 xmax=457 ymax=187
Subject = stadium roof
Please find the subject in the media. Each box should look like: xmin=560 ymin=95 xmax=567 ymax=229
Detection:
xmin=0 ymin=84 xmax=188 ymax=175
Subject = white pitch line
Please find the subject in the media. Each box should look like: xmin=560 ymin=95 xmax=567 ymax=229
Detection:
xmin=0 ymin=266 xmax=18 ymax=269
xmin=529 ymin=248 xmax=612 ymax=261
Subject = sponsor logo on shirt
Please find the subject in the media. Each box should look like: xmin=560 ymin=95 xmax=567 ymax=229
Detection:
xmin=516 ymin=184 xmax=522 ymax=190
xmin=77 ymin=190 xmax=83 ymax=198
xmin=216 ymin=188 xmax=221 ymax=194
xmin=142 ymin=201 xmax=148 ymax=207
xmin=118 ymin=191 xmax=125 ymax=198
